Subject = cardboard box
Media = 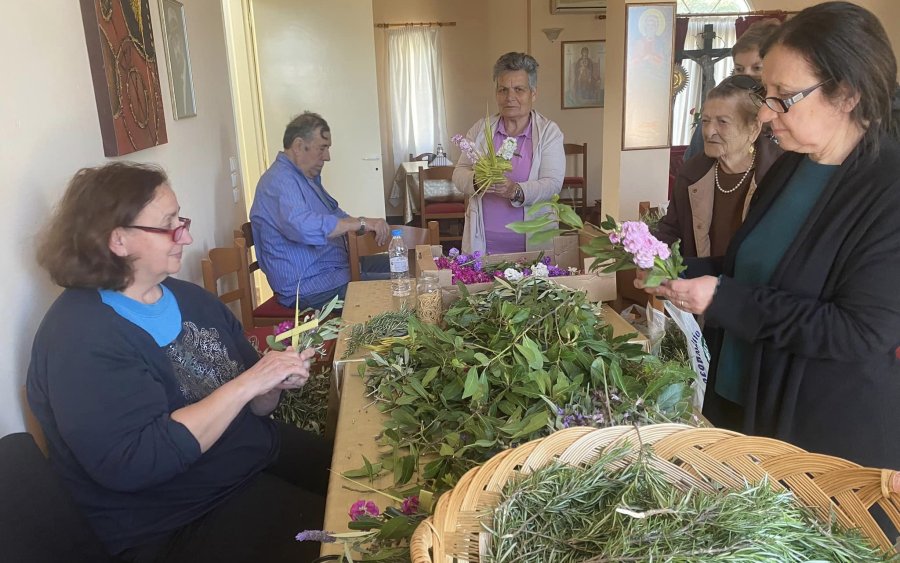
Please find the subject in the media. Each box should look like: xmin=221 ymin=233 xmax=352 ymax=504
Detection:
xmin=415 ymin=238 xmax=616 ymax=303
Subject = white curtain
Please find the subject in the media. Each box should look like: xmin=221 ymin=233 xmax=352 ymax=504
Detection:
xmin=387 ymin=27 xmax=448 ymax=170
xmin=672 ymin=17 xmax=737 ymax=146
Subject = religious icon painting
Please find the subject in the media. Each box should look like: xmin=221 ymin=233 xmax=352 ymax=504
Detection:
xmin=562 ymin=40 xmax=605 ymax=109
xmin=80 ymin=0 xmax=168 ymax=156
xmin=622 ymin=2 xmax=676 ymax=150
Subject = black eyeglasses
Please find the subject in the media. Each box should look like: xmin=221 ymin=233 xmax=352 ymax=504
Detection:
xmin=126 ymin=217 xmax=192 ymax=242
xmin=749 ymin=79 xmax=831 ymax=113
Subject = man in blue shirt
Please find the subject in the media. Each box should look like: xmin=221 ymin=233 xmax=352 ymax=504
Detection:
xmin=250 ymin=112 xmax=390 ymax=309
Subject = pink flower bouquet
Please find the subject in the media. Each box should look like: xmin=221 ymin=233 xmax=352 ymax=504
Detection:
xmin=507 ymin=195 xmax=685 ymax=288
xmin=584 ymin=215 xmax=686 ymax=287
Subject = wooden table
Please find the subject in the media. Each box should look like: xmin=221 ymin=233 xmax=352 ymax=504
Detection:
xmin=321 ymin=280 xmax=646 ymax=556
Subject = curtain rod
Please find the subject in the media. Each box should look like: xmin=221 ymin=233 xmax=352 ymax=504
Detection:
xmin=375 ymin=21 xmax=456 ymax=29
xmin=675 ymin=9 xmax=798 ymax=18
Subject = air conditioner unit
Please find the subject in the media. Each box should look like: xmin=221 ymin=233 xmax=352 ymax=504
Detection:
xmin=550 ymin=0 xmax=608 ymax=14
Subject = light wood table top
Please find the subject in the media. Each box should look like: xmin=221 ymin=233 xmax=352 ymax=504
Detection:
xmin=321 ymin=280 xmax=645 ymax=556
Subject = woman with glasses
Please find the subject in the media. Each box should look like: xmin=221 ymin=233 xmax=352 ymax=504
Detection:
xmin=26 ymin=162 xmax=329 ymax=562
xmin=644 ymin=2 xmax=900 ymax=473
xmin=656 ymin=75 xmax=782 ymax=259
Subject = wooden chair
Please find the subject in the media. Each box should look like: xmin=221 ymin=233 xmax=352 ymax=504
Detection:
xmin=562 ymin=143 xmax=588 ymax=216
xmin=200 ymin=245 xmax=280 ymax=351
xmin=201 ymin=246 xmax=254 ymax=329
xmin=418 ymin=166 xmax=465 ymax=244
xmin=347 ymin=221 xmax=440 ymax=281
xmin=234 ymin=222 xmax=295 ymax=327
xmin=638 ymin=200 xmax=660 ymax=219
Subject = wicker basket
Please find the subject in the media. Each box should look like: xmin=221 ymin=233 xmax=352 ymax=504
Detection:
xmin=410 ymin=424 xmax=900 ymax=562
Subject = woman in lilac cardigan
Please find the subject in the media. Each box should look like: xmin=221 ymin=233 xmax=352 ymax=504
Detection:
xmin=452 ymin=52 xmax=565 ymax=255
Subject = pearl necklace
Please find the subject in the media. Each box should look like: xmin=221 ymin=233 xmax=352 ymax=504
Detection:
xmin=714 ymin=150 xmax=756 ymax=194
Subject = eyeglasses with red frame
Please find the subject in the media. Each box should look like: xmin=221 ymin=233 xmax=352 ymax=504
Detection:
xmin=125 ymin=217 xmax=192 ymax=242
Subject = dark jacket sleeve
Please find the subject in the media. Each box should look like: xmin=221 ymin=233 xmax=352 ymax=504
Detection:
xmin=706 ymin=161 xmax=900 ymax=362
xmin=45 ymin=326 xmax=203 ymax=492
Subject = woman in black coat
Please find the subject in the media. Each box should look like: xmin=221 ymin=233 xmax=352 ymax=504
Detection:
xmin=644 ymin=1 xmax=900 ymax=473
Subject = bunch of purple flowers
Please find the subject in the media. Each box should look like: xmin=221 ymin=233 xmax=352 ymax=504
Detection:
xmin=434 ymin=248 xmax=573 ymax=285
xmin=349 ymin=499 xmax=381 ymax=520
xmin=295 ymin=495 xmax=426 ymax=556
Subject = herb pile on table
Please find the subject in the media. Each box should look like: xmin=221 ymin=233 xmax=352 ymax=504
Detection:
xmin=359 ymin=277 xmax=697 ymax=491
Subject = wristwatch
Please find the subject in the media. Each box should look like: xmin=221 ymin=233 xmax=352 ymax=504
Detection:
xmin=512 ymin=185 xmax=525 ymax=205
xmin=357 ymin=217 xmax=367 ymax=235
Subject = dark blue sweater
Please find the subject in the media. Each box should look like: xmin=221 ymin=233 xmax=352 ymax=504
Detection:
xmin=26 ymin=278 xmax=277 ymax=555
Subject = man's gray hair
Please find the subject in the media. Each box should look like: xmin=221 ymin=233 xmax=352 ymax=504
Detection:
xmin=283 ymin=111 xmax=330 ymax=149
xmin=492 ymin=52 xmax=539 ymax=90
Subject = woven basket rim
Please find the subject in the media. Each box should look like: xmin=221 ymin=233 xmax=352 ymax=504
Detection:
xmin=411 ymin=424 xmax=900 ymax=562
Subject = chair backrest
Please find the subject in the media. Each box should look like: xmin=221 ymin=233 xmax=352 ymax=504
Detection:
xmin=563 ymin=142 xmax=588 ymax=178
xmin=0 ymin=433 xmax=115 ymax=562
xmin=347 ymin=221 xmax=440 ymax=281
xmin=237 ymin=221 xmax=260 ymax=274
xmin=201 ymin=245 xmax=255 ymax=329
xmin=563 ymin=143 xmax=587 ymax=178
xmin=563 ymin=143 xmax=588 ymax=211
xmin=417 ymin=166 xmax=462 ymax=216
xmin=19 ymin=385 xmax=47 ymax=457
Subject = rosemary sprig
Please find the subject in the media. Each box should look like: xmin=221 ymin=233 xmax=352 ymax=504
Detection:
xmin=342 ymin=310 xmax=413 ymax=359
xmin=487 ymin=444 xmax=896 ymax=563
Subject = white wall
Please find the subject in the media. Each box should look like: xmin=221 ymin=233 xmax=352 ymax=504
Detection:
xmin=0 ymin=0 xmax=245 ymax=436
xmin=253 ymin=0 xmax=386 ymax=219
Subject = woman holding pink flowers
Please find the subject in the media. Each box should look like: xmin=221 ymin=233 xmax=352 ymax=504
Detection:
xmin=643 ymin=2 xmax=900 ymax=474
xmin=452 ymin=52 xmax=565 ymax=255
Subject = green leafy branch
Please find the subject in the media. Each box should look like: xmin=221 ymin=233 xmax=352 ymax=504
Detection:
xmin=507 ymin=195 xmax=686 ymax=288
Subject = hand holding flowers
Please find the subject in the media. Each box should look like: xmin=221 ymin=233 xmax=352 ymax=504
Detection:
xmin=507 ymin=195 xmax=685 ymax=288
xmin=452 ymin=108 xmax=519 ymax=196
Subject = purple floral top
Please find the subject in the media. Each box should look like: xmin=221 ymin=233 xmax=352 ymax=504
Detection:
xmin=482 ymin=117 xmax=534 ymax=254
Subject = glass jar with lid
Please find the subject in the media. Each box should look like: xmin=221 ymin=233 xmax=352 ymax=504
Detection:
xmin=416 ymin=271 xmax=442 ymax=325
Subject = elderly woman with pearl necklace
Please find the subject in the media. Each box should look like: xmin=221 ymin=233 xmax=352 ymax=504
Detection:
xmin=656 ymin=75 xmax=782 ymax=259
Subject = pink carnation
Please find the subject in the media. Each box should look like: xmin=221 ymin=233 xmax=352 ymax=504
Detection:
xmin=349 ymin=499 xmax=380 ymax=521
xmin=400 ymin=495 xmax=420 ymax=515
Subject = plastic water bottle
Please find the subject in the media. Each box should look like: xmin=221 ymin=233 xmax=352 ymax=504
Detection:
xmin=388 ymin=229 xmax=411 ymax=297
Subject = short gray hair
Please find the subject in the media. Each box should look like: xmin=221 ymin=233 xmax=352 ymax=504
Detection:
xmin=492 ymin=52 xmax=539 ymax=91
xmin=282 ymin=111 xmax=330 ymax=149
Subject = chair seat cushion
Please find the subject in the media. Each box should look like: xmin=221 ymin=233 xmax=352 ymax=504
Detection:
xmin=563 ymin=176 xmax=585 ymax=186
xmin=253 ymin=296 xmax=294 ymax=319
xmin=424 ymin=202 xmax=466 ymax=214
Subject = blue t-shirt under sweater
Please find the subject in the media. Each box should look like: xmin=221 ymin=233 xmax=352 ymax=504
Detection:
xmin=99 ymin=285 xmax=182 ymax=346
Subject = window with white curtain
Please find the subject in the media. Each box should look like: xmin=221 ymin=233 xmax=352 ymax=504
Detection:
xmin=386 ymin=27 xmax=448 ymax=171
xmin=671 ymin=16 xmax=737 ymax=146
